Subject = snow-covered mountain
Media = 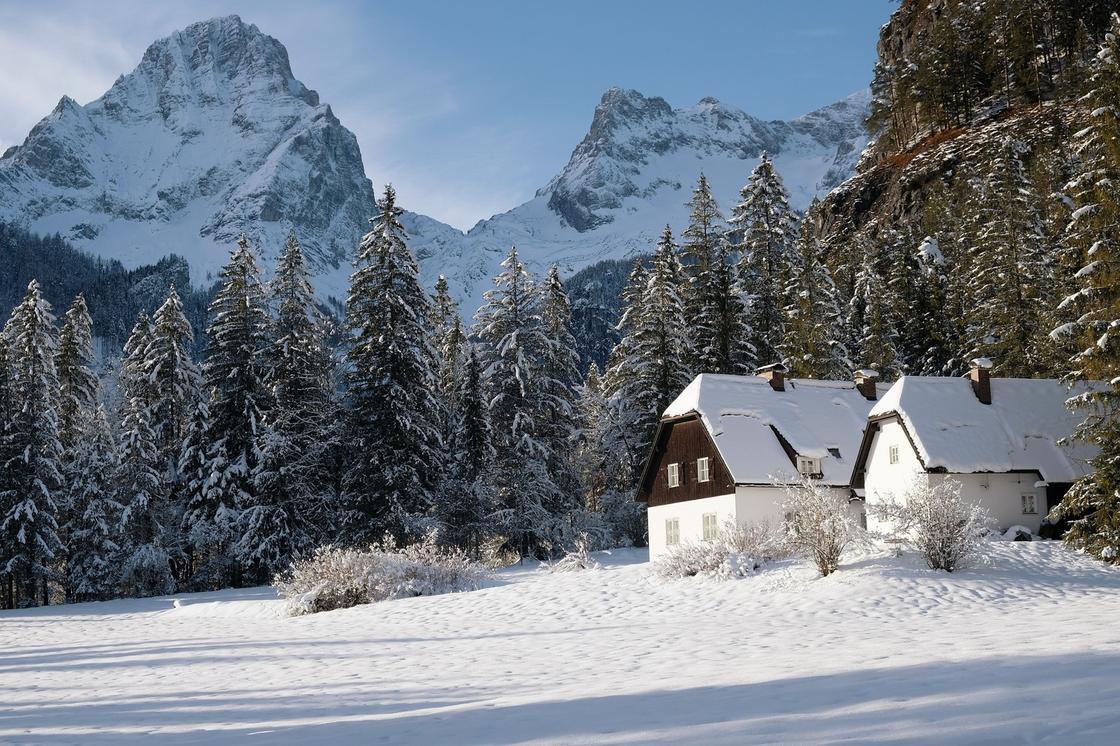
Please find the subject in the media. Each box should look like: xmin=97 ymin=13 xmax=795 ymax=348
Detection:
xmin=408 ymin=87 xmax=871 ymax=311
xmin=0 ymin=16 xmax=869 ymax=312
xmin=0 ymin=15 xmax=376 ymax=301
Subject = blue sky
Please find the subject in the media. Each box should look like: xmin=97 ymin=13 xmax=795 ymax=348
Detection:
xmin=0 ymin=0 xmax=894 ymax=229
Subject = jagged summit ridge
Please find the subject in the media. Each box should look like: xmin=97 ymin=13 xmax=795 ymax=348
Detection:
xmin=0 ymin=15 xmax=375 ymax=296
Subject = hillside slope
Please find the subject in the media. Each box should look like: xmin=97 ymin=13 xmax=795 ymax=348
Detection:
xmin=3 ymin=542 xmax=1119 ymax=743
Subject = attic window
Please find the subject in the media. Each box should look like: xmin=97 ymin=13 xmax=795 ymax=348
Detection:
xmin=697 ymin=457 xmax=711 ymax=483
xmin=827 ymin=447 xmax=841 ymax=459
xmin=796 ymin=456 xmax=822 ymax=478
xmin=667 ymin=463 xmax=681 ymax=488
xmin=889 ymin=445 xmax=900 ymax=464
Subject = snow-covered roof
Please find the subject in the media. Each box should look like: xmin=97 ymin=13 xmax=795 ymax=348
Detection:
xmin=663 ymin=373 xmax=885 ymax=486
xmin=869 ymin=376 xmax=1101 ymax=482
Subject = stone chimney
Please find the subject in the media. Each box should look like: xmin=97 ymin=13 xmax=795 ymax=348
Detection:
xmin=968 ymin=357 xmax=992 ymax=405
xmin=757 ymin=362 xmax=787 ymax=392
xmin=854 ymin=369 xmax=880 ymax=400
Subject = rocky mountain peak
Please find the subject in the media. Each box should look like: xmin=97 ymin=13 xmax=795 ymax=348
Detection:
xmin=0 ymin=15 xmax=374 ymax=297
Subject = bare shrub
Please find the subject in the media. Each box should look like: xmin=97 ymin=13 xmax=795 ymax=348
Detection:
xmin=871 ymin=478 xmax=992 ymax=572
xmin=542 ymin=533 xmax=601 ymax=573
xmin=782 ymin=479 xmax=861 ymax=577
xmin=654 ymin=521 xmax=783 ymax=579
xmin=274 ymin=533 xmax=487 ymax=616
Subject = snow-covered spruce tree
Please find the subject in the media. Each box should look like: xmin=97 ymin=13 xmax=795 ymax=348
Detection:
xmin=119 ymin=313 xmax=154 ymax=411
xmin=606 ymin=227 xmax=692 ymax=478
xmin=115 ymin=390 xmax=175 ymax=597
xmin=729 ymin=154 xmax=799 ymax=366
xmin=56 ymin=294 xmax=98 ymax=451
xmin=1051 ymin=15 xmax=1120 ymax=563
xmin=343 ymin=186 xmax=442 ymax=545
xmin=189 ymin=236 xmax=271 ymax=589
xmin=145 ymin=285 xmax=201 ymax=476
xmin=966 ymin=136 xmax=1051 ymax=377
xmin=432 ymin=342 xmax=496 ymax=555
xmin=576 ymin=362 xmax=645 ymax=546
xmin=0 ymin=324 xmax=13 ymax=608
xmin=682 ymin=174 xmax=752 ymax=375
xmin=431 ymin=277 xmax=466 ymax=454
xmin=849 ymin=237 xmax=900 ymax=379
xmin=782 ymin=216 xmax=850 ymax=379
xmin=474 ymin=247 xmax=561 ymax=557
xmin=538 ymin=266 xmax=584 ymax=540
xmin=241 ymin=232 xmax=336 ymax=583
xmin=54 ymin=294 xmax=99 ymax=599
xmin=909 ymin=234 xmax=960 ymax=376
xmin=66 ymin=406 xmax=122 ymax=601
xmin=0 ymin=281 xmax=64 ymax=608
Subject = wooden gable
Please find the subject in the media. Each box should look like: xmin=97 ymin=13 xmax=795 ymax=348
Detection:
xmin=637 ymin=414 xmax=736 ymax=507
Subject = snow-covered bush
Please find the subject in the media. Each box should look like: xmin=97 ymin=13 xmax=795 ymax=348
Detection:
xmin=782 ymin=479 xmax=861 ymax=577
xmin=654 ymin=521 xmax=781 ymax=579
xmin=274 ymin=533 xmax=487 ymax=616
xmin=870 ymin=478 xmax=993 ymax=572
xmin=542 ymin=533 xmax=601 ymax=573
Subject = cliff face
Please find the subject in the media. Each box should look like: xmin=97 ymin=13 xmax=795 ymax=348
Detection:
xmin=814 ymin=0 xmax=1104 ymax=247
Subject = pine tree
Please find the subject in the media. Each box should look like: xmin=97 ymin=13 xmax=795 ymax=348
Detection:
xmin=474 ymin=246 xmax=560 ymax=557
xmin=66 ymin=406 xmax=121 ymax=602
xmin=967 ymin=136 xmax=1051 ymax=376
xmin=538 ymin=266 xmax=583 ymax=543
xmin=782 ymin=218 xmax=850 ymax=379
xmin=145 ymin=286 xmax=200 ymax=476
xmin=342 ymin=186 xmax=442 ymax=544
xmin=0 ymin=282 xmax=64 ymax=608
xmin=605 ymin=227 xmax=692 ymax=488
xmin=576 ymin=363 xmax=645 ymax=546
xmin=1050 ymin=14 xmax=1120 ymax=563
xmin=55 ymin=294 xmax=99 ymax=600
xmin=432 ymin=342 xmax=495 ymax=554
xmin=119 ymin=314 xmax=154 ymax=410
xmin=56 ymin=294 xmax=98 ymax=451
xmin=729 ymin=154 xmax=799 ymax=365
xmin=194 ymin=236 xmax=272 ymax=586
xmin=682 ymin=174 xmax=751 ymax=374
xmin=241 ymin=233 xmax=335 ymax=581
xmin=115 ymin=392 xmax=174 ymax=597
xmin=849 ymin=238 xmax=900 ymax=379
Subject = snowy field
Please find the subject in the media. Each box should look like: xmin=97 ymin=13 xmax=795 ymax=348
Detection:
xmin=3 ymin=543 xmax=1120 ymax=744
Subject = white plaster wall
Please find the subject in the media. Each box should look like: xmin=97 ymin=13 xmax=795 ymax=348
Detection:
xmin=647 ymin=493 xmax=736 ymax=561
xmin=930 ymin=472 xmax=1045 ymax=533
xmin=648 ymin=484 xmax=866 ymax=561
xmin=864 ymin=419 xmax=1047 ymax=533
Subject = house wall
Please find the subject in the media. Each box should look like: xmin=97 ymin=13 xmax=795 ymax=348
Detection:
xmin=647 ymin=492 xmax=737 ymax=561
xmin=863 ymin=418 xmax=1047 ymax=533
xmin=647 ymin=484 xmax=864 ymax=561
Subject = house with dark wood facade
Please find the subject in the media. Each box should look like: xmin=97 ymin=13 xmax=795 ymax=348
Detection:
xmin=637 ymin=366 xmax=885 ymax=559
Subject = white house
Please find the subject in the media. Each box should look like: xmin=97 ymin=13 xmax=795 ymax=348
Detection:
xmin=851 ymin=359 xmax=1101 ymax=534
xmin=637 ymin=365 xmax=886 ymax=560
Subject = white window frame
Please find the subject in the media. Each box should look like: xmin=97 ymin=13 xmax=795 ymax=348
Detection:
xmin=667 ymin=462 xmax=681 ymax=488
xmin=697 ymin=457 xmax=711 ymax=483
xmin=796 ymin=456 xmax=821 ymax=478
xmin=702 ymin=512 xmax=718 ymax=541
xmin=889 ymin=445 xmax=900 ymax=465
xmin=665 ymin=518 xmax=680 ymax=546
xmin=1022 ymin=494 xmax=1037 ymax=515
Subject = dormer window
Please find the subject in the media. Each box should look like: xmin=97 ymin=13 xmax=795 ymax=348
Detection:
xmin=796 ymin=456 xmax=822 ymax=478
xmin=827 ymin=447 xmax=841 ymax=459
xmin=667 ymin=462 xmax=681 ymax=488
